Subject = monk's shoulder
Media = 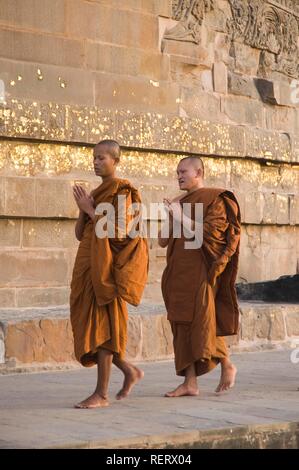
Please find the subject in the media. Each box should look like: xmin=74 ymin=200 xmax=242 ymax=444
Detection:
xmin=116 ymin=178 xmax=137 ymax=192
xmin=203 ymin=187 xmax=239 ymax=205
xmin=199 ymin=186 xmax=226 ymax=205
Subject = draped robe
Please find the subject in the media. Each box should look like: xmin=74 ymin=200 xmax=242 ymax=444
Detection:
xmin=70 ymin=177 xmax=149 ymax=367
xmin=161 ymin=187 xmax=241 ymax=376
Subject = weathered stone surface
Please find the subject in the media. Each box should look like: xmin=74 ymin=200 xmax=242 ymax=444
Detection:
xmin=0 ymin=0 xmax=65 ymax=33
xmin=16 ymin=287 xmax=70 ymax=308
xmin=0 ymin=58 xmax=95 ymax=106
xmin=228 ymin=72 xmax=260 ymax=99
xmin=0 ymin=219 xmax=21 ymax=246
xmin=285 ymin=309 xmax=299 ymax=337
xmin=221 ymin=95 xmax=264 ymax=127
xmin=0 ymin=302 xmax=298 ymax=369
xmin=180 ymin=87 xmax=221 ymax=121
xmin=213 ymin=61 xmax=228 ymax=94
xmin=92 ymin=0 xmax=172 ymax=16
xmin=255 ymin=78 xmax=294 ymax=107
xmin=231 ymin=42 xmax=260 ymax=76
xmin=66 ymin=1 xmax=159 ymax=49
xmin=0 ymin=288 xmax=16 ymax=308
xmin=0 ymin=250 xmax=68 ymax=287
xmin=86 ymin=43 xmax=170 ymax=81
xmin=22 ymin=219 xmax=75 ymax=248
xmin=5 ymin=318 xmax=75 ymax=363
xmin=94 ymin=74 xmax=179 ymax=114
xmin=162 ymin=40 xmax=213 ymax=67
xmin=3 ymin=176 xmax=36 ymax=217
xmin=126 ymin=315 xmax=142 ymax=360
xmin=0 ymin=29 xmax=84 ymax=68
xmin=0 ymin=324 xmax=4 ymax=363
xmin=141 ymin=314 xmax=173 ymax=360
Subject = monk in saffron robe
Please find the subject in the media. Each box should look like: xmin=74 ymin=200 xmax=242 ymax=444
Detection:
xmin=70 ymin=139 xmax=149 ymax=408
xmin=159 ymin=156 xmax=241 ymax=397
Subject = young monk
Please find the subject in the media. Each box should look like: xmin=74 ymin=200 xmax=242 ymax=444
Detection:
xmin=159 ymin=156 xmax=241 ymax=397
xmin=70 ymin=139 xmax=149 ymax=408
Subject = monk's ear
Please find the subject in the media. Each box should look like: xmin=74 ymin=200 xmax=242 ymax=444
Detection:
xmin=196 ymin=167 xmax=203 ymax=178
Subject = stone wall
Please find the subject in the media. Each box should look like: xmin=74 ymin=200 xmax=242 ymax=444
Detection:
xmin=0 ymin=0 xmax=298 ymax=308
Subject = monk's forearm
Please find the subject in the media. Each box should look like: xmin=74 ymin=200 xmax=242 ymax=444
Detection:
xmin=158 ymin=218 xmax=173 ymax=247
xmin=75 ymin=210 xmax=89 ymax=241
xmin=85 ymin=207 xmax=96 ymax=222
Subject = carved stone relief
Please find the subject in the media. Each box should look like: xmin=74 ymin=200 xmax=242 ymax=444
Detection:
xmin=163 ymin=0 xmax=215 ymax=44
xmin=227 ymin=0 xmax=299 ymax=78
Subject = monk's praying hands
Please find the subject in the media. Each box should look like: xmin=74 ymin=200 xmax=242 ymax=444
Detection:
xmin=163 ymin=197 xmax=182 ymax=222
xmin=72 ymin=184 xmax=94 ymax=214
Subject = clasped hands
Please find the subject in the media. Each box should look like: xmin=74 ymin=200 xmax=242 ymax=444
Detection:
xmin=163 ymin=196 xmax=183 ymax=221
xmin=72 ymin=184 xmax=95 ymax=218
xmin=163 ymin=196 xmax=229 ymax=288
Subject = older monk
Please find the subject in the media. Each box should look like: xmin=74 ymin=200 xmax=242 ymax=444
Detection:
xmin=159 ymin=156 xmax=241 ymax=397
xmin=70 ymin=139 xmax=149 ymax=408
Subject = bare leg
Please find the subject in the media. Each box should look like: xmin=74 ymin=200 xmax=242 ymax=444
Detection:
xmin=215 ymin=356 xmax=237 ymax=393
xmin=75 ymin=348 xmax=113 ymax=408
xmin=165 ymin=362 xmax=199 ymax=397
xmin=113 ymin=355 xmax=144 ymax=400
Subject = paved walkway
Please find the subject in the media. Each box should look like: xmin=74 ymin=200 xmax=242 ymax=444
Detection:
xmin=0 ymin=350 xmax=299 ymax=448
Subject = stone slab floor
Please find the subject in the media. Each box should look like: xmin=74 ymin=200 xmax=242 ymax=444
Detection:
xmin=0 ymin=350 xmax=299 ymax=449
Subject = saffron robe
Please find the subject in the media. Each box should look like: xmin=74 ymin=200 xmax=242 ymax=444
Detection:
xmin=161 ymin=187 xmax=241 ymax=376
xmin=70 ymin=177 xmax=149 ymax=367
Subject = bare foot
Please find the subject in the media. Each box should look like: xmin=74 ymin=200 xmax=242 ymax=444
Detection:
xmin=215 ymin=363 xmax=237 ymax=393
xmin=116 ymin=365 xmax=144 ymax=400
xmin=74 ymin=392 xmax=109 ymax=409
xmin=165 ymin=383 xmax=199 ymax=398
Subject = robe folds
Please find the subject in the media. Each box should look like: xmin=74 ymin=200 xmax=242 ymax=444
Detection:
xmin=70 ymin=177 xmax=149 ymax=367
xmin=161 ymin=187 xmax=241 ymax=376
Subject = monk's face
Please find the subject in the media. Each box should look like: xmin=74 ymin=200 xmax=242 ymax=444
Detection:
xmin=177 ymin=160 xmax=202 ymax=190
xmin=93 ymin=144 xmax=118 ymax=177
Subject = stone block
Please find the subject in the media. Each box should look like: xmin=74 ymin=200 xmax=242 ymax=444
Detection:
xmin=4 ymin=317 xmax=75 ymax=364
xmin=86 ymin=43 xmax=170 ymax=81
xmin=0 ymin=219 xmax=21 ymax=246
xmin=0 ymin=0 xmax=65 ymax=33
xmin=0 ymin=250 xmax=68 ymax=287
xmin=4 ymin=177 xmax=36 ymax=217
xmin=213 ymin=61 xmax=228 ymax=94
xmin=0 ymin=59 xmax=95 ymax=106
xmin=22 ymin=219 xmax=75 ymax=248
xmin=232 ymin=42 xmax=260 ymax=76
xmin=255 ymin=307 xmax=286 ymax=341
xmin=126 ymin=315 xmax=142 ymax=360
xmin=16 ymin=287 xmax=70 ymax=308
xmin=0 ymin=288 xmax=16 ymax=308
xmin=285 ymin=309 xmax=299 ymax=337
xmin=95 ymin=73 xmax=179 ymax=114
xmin=228 ymin=72 xmax=259 ymax=99
xmin=0 ymin=28 xmax=84 ymax=68
xmin=221 ymin=95 xmax=264 ymax=127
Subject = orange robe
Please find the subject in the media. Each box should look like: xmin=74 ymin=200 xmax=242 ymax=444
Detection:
xmin=70 ymin=177 xmax=149 ymax=367
xmin=161 ymin=187 xmax=241 ymax=377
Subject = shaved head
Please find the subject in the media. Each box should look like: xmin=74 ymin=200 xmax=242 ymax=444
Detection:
xmin=176 ymin=155 xmax=205 ymax=192
xmin=95 ymin=139 xmax=121 ymax=162
xmin=179 ymin=156 xmax=204 ymax=177
xmin=93 ymin=139 xmax=121 ymax=178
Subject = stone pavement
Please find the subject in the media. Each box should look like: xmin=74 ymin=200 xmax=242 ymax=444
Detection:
xmin=0 ymin=350 xmax=299 ymax=449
